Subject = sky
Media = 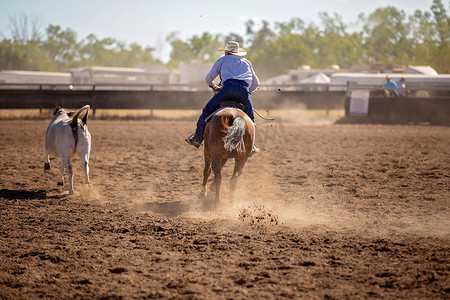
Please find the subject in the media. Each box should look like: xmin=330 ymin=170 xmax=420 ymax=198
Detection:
xmin=0 ymin=0 xmax=435 ymax=63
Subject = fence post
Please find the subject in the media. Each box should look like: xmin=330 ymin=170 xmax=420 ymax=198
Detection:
xmin=325 ymin=85 xmax=330 ymax=117
xmin=92 ymin=85 xmax=96 ymax=118
xmin=39 ymin=84 xmax=43 ymax=116
xmin=345 ymin=81 xmax=351 ymax=117
xmin=149 ymin=85 xmax=154 ymax=117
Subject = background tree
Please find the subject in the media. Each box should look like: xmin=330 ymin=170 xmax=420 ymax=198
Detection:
xmin=245 ymin=20 xmax=279 ymax=78
xmin=166 ymin=32 xmax=223 ymax=68
xmin=42 ymin=25 xmax=79 ymax=69
xmin=223 ymin=33 xmax=244 ymax=46
xmin=315 ymin=13 xmax=364 ymax=68
xmin=166 ymin=32 xmax=195 ymax=69
xmin=1 ymin=1 xmax=449 ymax=77
xmin=429 ymin=0 xmax=450 ymax=73
xmin=78 ymin=34 xmax=116 ymax=66
xmin=0 ymin=13 xmax=50 ymax=70
xmin=189 ymin=32 xmax=222 ymax=62
xmin=8 ymin=13 xmax=43 ymax=43
xmin=360 ymin=7 xmax=413 ymax=65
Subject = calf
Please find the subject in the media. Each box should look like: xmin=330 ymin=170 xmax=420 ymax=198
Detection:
xmin=44 ymin=105 xmax=91 ymax=195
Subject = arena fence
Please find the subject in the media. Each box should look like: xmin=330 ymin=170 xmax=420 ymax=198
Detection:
xmin=344 ymin=82 xmax=450 ymax=125
xmin=0 ymin=83 xmax=346 ymax=113
xmin=1 ymin=83 xmax=449 ymax=124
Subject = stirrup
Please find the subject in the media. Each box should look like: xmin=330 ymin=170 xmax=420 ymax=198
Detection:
xmin=185 ymin=133 xmax=201 ymax=148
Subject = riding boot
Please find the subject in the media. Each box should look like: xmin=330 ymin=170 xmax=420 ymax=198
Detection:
xmin=185 ymin=133 xmax=201 ymax=148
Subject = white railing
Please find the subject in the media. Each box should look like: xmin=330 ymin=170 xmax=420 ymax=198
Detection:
xmin=1 ymin=82 xmax=449 ymax=96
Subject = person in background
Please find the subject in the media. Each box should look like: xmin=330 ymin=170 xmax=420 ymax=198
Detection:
xmin=185 ymin=41 xmax=259 ymax=154
xmin=397 ymin=77 xmax=407 ymax=97
xmin=383 ymin=76 xmax=399 ymax=97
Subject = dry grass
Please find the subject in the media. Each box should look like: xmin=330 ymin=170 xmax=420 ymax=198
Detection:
xmin=0 ymin=109 xmax=199 ymax=120
xmin=0 ymin=108 xmax=345 ymax=123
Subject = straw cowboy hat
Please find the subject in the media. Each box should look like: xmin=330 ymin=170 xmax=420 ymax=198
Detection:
xmin=218 ymin=41 xmax=247 ymax=56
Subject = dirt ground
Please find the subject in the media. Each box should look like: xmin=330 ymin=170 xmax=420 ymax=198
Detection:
xmin=0 ymin=116 xmax=449 ymax=299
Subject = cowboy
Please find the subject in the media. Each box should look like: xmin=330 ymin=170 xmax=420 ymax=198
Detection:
xmin=186 ymin=41 xmax=259 ymax=154
xmin=383 ymin=76 xmax=399 ymax=97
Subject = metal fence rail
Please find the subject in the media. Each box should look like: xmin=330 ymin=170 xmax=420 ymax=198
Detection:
xmin=0 ymin=84 xmax=347 ymax=111
xmin=0 ymin=82 xmax=343 ymax=92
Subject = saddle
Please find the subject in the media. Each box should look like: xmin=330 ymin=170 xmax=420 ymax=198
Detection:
xmin=220 ymin=101 xmax=244 ymax=110
xmin=205 ymin=101 xmax=245 ymax=123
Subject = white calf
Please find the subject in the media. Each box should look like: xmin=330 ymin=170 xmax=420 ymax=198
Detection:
xmin=44 ymin=105 xmax=91 ymax=195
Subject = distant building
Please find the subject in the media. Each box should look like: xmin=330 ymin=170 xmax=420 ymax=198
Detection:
xmin=330 ymin=65 xmax=450 ymax=97
xmin=178 ymin=60 xmax=215 ymax=85
xmin=349 ymin=63 xmax=405 ymax=74
xmin=264 ymin=64 xmax=450 ymax=91
xmin=405 ymin=66 xmax=438 ymax=76
xmin=331 ymin=65 xmax=442 ymax=86
xmin=265 ymin=65 xmax=336 ymax=86
xmin=0 ymin=70 xmax=71 ymax=84
xmin=69 ymin=66 xmax=170 ymax=85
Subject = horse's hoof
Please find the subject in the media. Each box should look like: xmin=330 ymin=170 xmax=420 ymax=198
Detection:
xmin=44 ymin=163 xmax=50 ymax=171
xmin=57 ymin=181 xmax=64 ymax=186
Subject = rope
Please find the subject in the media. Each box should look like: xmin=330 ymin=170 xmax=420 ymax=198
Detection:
xmin=253 ymin=108 xmax=275 ymax=120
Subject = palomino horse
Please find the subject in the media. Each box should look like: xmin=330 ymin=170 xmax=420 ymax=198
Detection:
xmin=201 ymin=102 xmax=255 ymax=203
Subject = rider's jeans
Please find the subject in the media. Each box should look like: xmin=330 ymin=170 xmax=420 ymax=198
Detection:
xmin=194 ymin=79 xmax=255 ymax=142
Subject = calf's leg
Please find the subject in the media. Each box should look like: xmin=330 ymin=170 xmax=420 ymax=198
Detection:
xmin=80 ymin=152 xmax=90 ymax=184
xmin=58 ymin=162 xmax=64 ymax=186
xmin=60 ymin=155 xmax=74 ymax=195
xmin=44 ymin=153 xmax=51 ymax=171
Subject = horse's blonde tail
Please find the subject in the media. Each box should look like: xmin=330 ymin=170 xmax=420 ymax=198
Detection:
xmin=223 ymin=116 xmax=246 ymax=153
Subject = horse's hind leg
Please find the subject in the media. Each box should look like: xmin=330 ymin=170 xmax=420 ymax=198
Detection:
xmin=230 ymin=157 xmax=247 ymax=196
xmin=201 ymin=151 xmax=211 ymax=198
xmin=211 ymin=157 xmax=226 ymax=202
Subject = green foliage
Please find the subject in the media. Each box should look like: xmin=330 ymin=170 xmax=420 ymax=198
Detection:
xmin=166 ymin=32 xmax=223 ymax=68
xmin=0 ymin=39 xmax=53 ymax=71
xmin=1 ymin=1 xmax=449 ymax=77
xmin=43 ymin=25 xmax=78 ymax=68
xmin=244 ymin=0 xmax=449 ymax=79
xmin=0 ymin=19 xmax=161 ymax=71
xmin=360 ymin=6 xmax=412 ymax=64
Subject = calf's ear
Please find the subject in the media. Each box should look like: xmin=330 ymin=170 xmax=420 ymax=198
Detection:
xmin=53 ymin=105 xmax=63 ymax=115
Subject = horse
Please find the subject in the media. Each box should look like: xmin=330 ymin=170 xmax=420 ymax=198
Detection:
xmin=200 ymin=102 xmax=255 ymax=203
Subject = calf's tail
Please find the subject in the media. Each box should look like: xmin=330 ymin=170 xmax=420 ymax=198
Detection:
xmin=71 ymin=105 xmax=90 ymax=127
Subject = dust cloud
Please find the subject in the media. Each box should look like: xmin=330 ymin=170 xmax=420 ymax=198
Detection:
xmin=120 ymin=117 xmax=449 ymax=240
xmin=129 ymin=159 xmax=449 ymax=240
